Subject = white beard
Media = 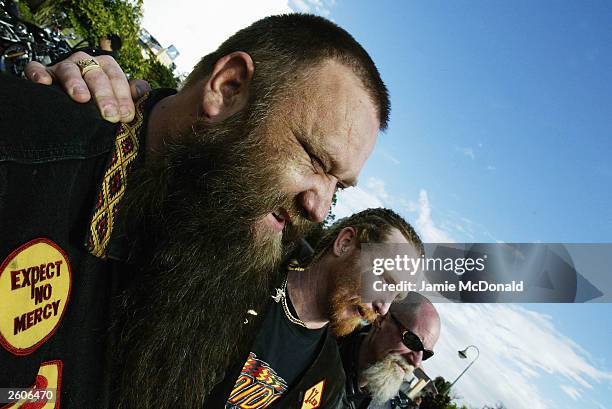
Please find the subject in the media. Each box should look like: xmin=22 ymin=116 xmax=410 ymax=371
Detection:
xmin=360 ymin=354 xmax=415 ymax=405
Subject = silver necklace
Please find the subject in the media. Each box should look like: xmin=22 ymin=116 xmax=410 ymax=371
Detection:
xmin=272 ymin=278 xmax=308 ymax=328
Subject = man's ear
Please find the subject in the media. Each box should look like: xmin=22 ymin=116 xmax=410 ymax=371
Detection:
xmin=201 ymin=51 xmax=254 ymax=122
xmin=332 ymin=227 xmax=357 ymax=257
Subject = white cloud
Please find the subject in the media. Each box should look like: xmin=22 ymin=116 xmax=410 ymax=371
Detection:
xmin=414 ymin=190 xmax=455 ymax=243
xmin=142 ymin=0 xmax=336 ymax=74
xmin=333 ymin=177 xmax=392 ymax=221
xmin=423 ymin=304 xmax=612 ymax=409
xmin=334 ymin=178 xmax=456 ymax=243
xmin=333 ymin=185 xmax=385 ymax=220
xmin=289 ymin=0 xmax=335 ymax=16
xmin=487 ymin=165 xmax=497 ymax=171
xmin=378 ymin=148 xmax=401 ymax=165
xmin=560 ymin=385 xmax=582 ymax=401
xmin=453 ymin=223 xmax=474 ymax=240
xmin=364 ymin=177 xmax=393 ymax=203
xmin=288 ymin=0 xmax=311 ymax=12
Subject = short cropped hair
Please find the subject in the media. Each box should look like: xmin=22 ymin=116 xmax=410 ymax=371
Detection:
xmin=306 ymin=208 xmax=423 ymax=266
xmin=183 ymin=13 xmax=390 ymax=130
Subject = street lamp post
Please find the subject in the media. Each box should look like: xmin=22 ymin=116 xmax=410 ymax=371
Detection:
xmin=449 ymin=345 xmax=480 ymax=390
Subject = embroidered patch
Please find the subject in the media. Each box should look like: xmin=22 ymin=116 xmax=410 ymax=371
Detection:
xmin=0 ymin=239 xmax=72 ymax=356
xmin=300 ymin=379 xmax=325 ymax=409
xmin=84 ymin=93 xmax=148 ymax=258
xmin=1 ymin=360 xmax=62 ymax=409
xmin=226 ymin=352 xmax=288 ymax=409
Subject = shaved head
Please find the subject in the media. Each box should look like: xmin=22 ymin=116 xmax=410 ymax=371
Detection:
xmin=391 ymin=292 xmax=441 ymax=338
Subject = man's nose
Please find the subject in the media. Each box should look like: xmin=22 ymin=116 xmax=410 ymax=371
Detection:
xmin=298 ymin=179 xmax=336 ymax=223
xmin=372 ymin=300 xmax=392 ymax=316
xmin=403 ymin=350 xmax=423 ymax=369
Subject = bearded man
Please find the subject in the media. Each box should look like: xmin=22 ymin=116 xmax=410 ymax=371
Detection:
xmin=205 ymin=208 xmax=424 ymax=409
xmin=340 ymin=293 xmax=441 ymax=409
xmin=0 ymin=14 xmax=388 ymax=409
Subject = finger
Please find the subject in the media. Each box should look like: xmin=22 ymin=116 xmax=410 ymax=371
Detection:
xmin=24 ymin=61 xmax=53 ymax=85
xmin=50 ymin=51 xmax=100 ymax=103
xmin=55 ymin=53 xmax=118 ymax=121
xmin=129 ymin=79 xmax=152 ymax=100
xmin=53 ymin=61 xmax=92 ymax=103
xmin=96 ymin=55 xmax=135 ymax=122
xmin=80 ymin=66 xmax=122 ymax=122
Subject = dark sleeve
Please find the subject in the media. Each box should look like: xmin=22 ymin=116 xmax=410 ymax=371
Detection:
xmin=0 ymin=73 xmax=116 ymax=162
xmin=338 ymin=329 xmax=371 ymax=409
xmin=328 ymin=388 xmax=350 ymax=409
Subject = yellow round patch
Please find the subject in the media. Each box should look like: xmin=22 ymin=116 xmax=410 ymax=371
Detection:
xmin=0 ymin=238 xmax=72 ymax=356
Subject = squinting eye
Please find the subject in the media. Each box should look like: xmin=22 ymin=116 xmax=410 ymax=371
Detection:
xmin=336 ymin=181 xmax=347 ymax=191
xmin=310 ymin=155 xmax=325 ymax=173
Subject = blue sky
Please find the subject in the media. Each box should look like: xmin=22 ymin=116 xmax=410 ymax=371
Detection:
xmin=142 ymin=1 xmax=612 ymax=407
xmin=331 ymin=0 xmax=612 ymax=244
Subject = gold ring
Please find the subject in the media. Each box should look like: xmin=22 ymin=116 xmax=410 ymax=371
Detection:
xmin=75 ymin=58 xmax=101 ymax=76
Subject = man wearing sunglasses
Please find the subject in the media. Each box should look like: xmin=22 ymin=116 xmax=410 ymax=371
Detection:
xmin=340 ymin=292 xmax=440 ymax=409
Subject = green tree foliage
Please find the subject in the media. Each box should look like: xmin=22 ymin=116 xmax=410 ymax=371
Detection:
xmin=143 ymin=57 xmax=178 ymax=89
xmin=16 ymin=1 xmax=35 ymax=21
xmin=324 ymin=192 xmax=338 ymax=226
xmin=420 ymin=377 xmax=468 ymax=409
xmin=420 ymin=377 xmax=452 ymax=409
xmin=21 ymin=0 xmax=178 ymax=87
xmin=419 ymin=377 xmax=506 ymax=409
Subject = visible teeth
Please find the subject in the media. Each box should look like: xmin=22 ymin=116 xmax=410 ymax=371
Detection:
xmin=272 ymin=211 xmax=285 ymax=221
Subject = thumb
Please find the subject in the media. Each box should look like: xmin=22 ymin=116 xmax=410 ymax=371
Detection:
xmin=129 ymin=79 xmax=152 ymax=100
xmin=25 ymin=61 xmax=54 ymax=85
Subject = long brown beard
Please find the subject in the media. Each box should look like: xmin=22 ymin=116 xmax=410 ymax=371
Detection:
xmin=111 ymin=110 xmax=313 ymax=409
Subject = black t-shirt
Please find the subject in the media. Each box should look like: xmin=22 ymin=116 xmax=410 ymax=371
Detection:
xmin=204 ymin=288 xmax=327 ymax=409
xmin=223 ymin=295 xmax=327 ymax=408
xmin=252 ymin=294 xmax=326 ymax=385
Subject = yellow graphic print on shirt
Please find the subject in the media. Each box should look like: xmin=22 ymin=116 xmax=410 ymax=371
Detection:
xmin=226 ymin=352 xmax=288 ymax=409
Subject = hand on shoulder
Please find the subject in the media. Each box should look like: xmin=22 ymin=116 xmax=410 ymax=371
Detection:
xmin=24 ymin=51 xmax=152 ymax=123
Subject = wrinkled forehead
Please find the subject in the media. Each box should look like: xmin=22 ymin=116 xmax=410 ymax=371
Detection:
xmin=274 ymin=60 xmax=380 ymax=183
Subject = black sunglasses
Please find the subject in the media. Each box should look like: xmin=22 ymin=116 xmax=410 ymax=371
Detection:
xmin=389 ymin=313 xmax=434 ymax=361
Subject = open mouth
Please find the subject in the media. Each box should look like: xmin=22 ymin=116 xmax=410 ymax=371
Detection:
xmin=268 ymin=208 xmax=290 ymax=232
